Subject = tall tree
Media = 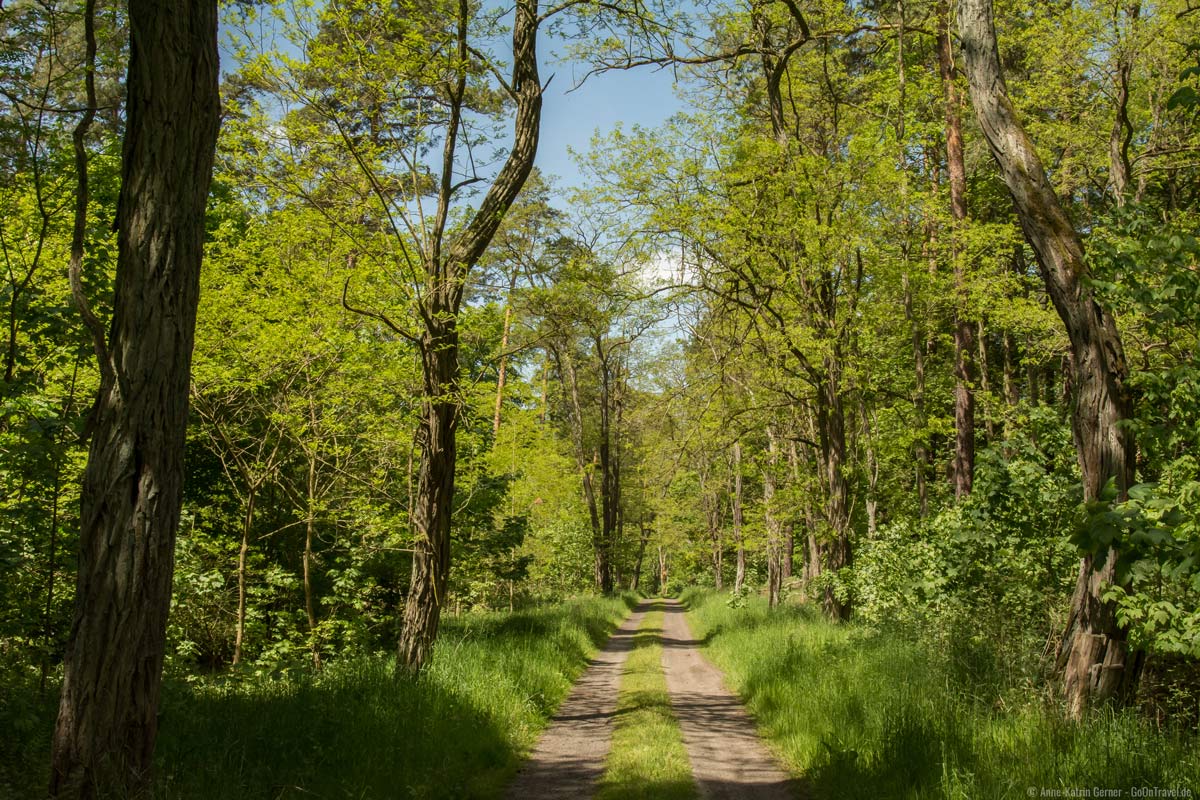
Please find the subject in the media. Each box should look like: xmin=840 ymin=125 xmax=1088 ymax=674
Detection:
xmin=958 ymin=0 xmax=1140 ymax=717
xmin=395 ymin=0 xmax=542 ymax=671
xmin=937 ymin=0 xmax=976 ymax=498
xmin=49 ymin=0 xmax=220 ymax=795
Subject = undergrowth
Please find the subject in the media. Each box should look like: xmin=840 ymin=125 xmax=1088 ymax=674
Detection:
xmin=0 ymin=593 xmax=636 ymax=799
xmin=681 ymin=588 xmax=1199 ymax=800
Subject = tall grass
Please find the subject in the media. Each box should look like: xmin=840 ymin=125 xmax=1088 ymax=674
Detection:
xmin=682 ymin=589 xmax=1199 ymax=800
xmin=598 ymin=601 xmax=696 ymax=800
xmin=1 ymin=594 xmax=635 ymax=799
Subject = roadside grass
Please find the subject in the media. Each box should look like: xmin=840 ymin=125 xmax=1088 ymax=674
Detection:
xmin=682 ymin=589 xmax=1200 ymax=800
xmin=0 ymin=594 xmax=636 ymax=800
xmin=598 ymin=600 xmax=697 ymax=800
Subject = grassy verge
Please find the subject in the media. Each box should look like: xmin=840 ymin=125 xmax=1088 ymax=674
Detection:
xmin=598 ymin=600 xmax=697 ymax=800
xmin=682 ymin=589 xmax=1199 ymax=800
xmin=0 ymin=594 xmax=636 ymax=800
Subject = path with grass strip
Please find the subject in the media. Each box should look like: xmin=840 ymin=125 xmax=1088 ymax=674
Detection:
xmin=504 ymin=602 xmax=648 ymax=800
xmin=597 ymin=602 xmax=695 ymax=800
xmin=506 ymin=598 xmax=798 ymax=799
xmin=660 ymin=598 xmax=798 ymax=800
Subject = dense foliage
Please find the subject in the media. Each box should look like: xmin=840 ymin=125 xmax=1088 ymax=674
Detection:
xmin=2 ymin=0 xmax=1199 ymax=791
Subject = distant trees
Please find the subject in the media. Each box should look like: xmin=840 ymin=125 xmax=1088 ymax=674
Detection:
xmin=574 ymin=0 xmax=1200 ymax=718
xmin=0 ymin=2 xmax=1196 ymax=775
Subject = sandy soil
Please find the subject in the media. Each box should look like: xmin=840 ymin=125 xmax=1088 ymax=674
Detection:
xmin=503 ymin=603 xmax=649 ymax=800
xmin=660 ymin=598 xmax=799 ymax=800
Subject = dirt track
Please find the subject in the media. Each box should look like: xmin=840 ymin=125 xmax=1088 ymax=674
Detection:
xmin=660 ymin=598 xmax=798 ymax=800
xmin=504 ymin=604 xmax=648 ymax=800
xmin=505 ymin=599 xmax=797 ymax=799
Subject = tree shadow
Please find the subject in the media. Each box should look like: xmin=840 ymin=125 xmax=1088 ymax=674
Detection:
xmin=154 ymin=659 xmax=525 ymax=799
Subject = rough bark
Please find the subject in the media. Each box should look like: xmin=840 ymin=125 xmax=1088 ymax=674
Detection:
xmin=397 ymin=0 xmax=543 ymax=672
xmin=49 ymin=1 xmax=220 ymax=794
xmin=399 ymin=315 xmax=459 ymax=671
xmin=1108 ymin=3 xmax=1138 ymax=206
xmin=958 ymin=0 xmax=1140 ymax=717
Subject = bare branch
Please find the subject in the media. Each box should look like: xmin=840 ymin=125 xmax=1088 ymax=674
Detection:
xmin=67 ymin=0 xmax=114 ymax=391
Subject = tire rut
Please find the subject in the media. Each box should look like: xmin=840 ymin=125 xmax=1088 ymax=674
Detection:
xmin=659 ymin=598 xmax=799 ymax=800
xmin=504 ymin=602 xmax=649 ymax=800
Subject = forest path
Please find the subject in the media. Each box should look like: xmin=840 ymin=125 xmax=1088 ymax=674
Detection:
xmin=503 ymin=602 xmax=648 ymax=800
xmin=505 ymin=599 xmax=798 ymax=800
xmin=660 ymin=598 xmax=799 ymax=800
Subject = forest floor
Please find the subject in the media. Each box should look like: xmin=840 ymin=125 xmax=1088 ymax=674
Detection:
xmin=507 ymin=598 xmax=798 ymax=800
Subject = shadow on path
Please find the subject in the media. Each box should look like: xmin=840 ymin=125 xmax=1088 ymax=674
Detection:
xmin=503 ymin=602 xmax=650 ymax=800
xmin=660 ymin=599 xmax=803 ymax=800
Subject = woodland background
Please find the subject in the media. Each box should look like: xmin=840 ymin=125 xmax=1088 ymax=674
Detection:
xmin=1 ymin=0 xmax=1199 ymax=794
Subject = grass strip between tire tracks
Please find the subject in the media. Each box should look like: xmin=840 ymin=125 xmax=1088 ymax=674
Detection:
xmin=597 ymin=599 xmax=697 ymax=800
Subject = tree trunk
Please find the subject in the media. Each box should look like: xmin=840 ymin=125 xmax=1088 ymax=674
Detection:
xmin=49 ymin=2 xmax=220 ymax=794
xmin=396 ymin=0 xmax=542 ymax=674
xmin=557 ymin=346 xmax=606 ymax=592
xmin=233 ymin=486 xmax=257 ymax=666
xmin=493 ymin=269 xmax=518 ymax=436
xmin=1108 ymin=4 xmax=1138 ymax=206
xmin=657 ymin=545 xmax=668 ymax=594
xmin=40 ymin=449 xmax=64 ymax=695
xmin=856 ymin=402 xmax=879 ymax=537
xmin=817 ymin=365 xmax=852 ymax=621
xmin=597 ymin=346 xmax=618 ymax=595
xmin=782 ymin=523 xmax=794 ymax=580
xmin=959 ymin=0 xmax=1140 ymax=717
xmin=903 ymin=272 xmax=930 ymax=517
xmin=492 ymin=303 xmax=513 ymax=436
xmin=398 ymin=316 xmax=460 ymax=672
xmin=977 ymin=318 xmax=996 ymax=441
xmin=764 ymin=427 xmax=782 ymax=609
xmin=1003 ymin=331 xmax=1019 ymax=407
xmin=539 ymin=354 xmax=549 ymax=424
xmin=303 ymin=452 xmax=320 ymax=670
xmin=732 ymin=440 xmax=746 ymax=594
xmin=938 ymin=1 xmax=975 ymax=498
xmin=702 ymin=473 xmax=724 ymax=589
xmin=631 ymin=516 xmax=650 ymax=592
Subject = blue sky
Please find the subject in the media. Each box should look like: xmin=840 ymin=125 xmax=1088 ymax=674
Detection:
xmin=218 ymin=5 xmax=690 ymax=194
xmin=535 ymin=60 xmax=685 ymax=190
